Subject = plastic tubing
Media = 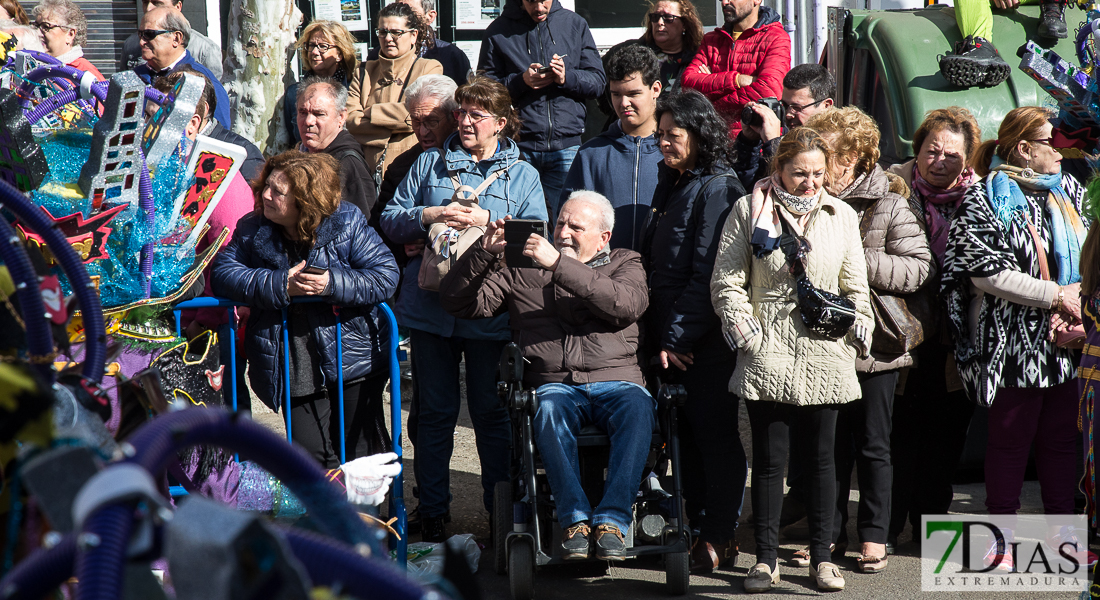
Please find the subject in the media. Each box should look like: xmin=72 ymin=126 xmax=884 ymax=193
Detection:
xmin=0 ymin=535 xmax=76 ymax=600
xmin=121 ymin=408 xmax=374 ymax=546
xmin=23 ymin=80 xmax=108 ymax=126
xmin=137 ymin=151 xmax=154 ymax=298
xmin=73 ymin=504 xmax=131 ymax=600
xmin=0 ymin=179 xmax=105 ymax=383
xmin=282 ymin=528 xmax=428 ymax=600
xmin=0 ymin=217 xmax=55 ymax=381
xmin=143 ymin=87 xmax=169 ymax=106
xmin=18 ymin=65 xmax=88 ymax=97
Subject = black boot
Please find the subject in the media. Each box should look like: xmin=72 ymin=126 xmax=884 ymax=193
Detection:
xmin=1038 ymin=0 xmax=1068 ymax=40
xmin=939 ymin=36 xmax=1012 ymax=88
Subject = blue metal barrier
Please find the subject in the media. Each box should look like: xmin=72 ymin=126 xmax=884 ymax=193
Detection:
xmin=169 ymin=297 xmax=407 ymax=565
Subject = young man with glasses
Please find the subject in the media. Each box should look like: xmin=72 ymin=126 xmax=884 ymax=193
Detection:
xmin=478 ymin=0 xmax=606 ymax=214
xmin=681 ymin=0 xmax=789 ymax=140
xmin=132 ymin=7 xmax=231 ymax=128
xmin=31 ymin=0 xmax=103 ymax=80
xmin=118 ymin=0 xmax=222 ymax=79
xmin=733 ymin=63 xmax=835 ymax=188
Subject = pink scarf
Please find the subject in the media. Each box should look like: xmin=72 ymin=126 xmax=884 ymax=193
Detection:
xmin=911 ymin=163 xmax=974 ymax=265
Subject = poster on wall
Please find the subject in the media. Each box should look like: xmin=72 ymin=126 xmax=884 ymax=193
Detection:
xmin=455 ymin=41 xmax=480 ymax=69
xmin=315 ymin=0 xmax=371 ymax=31
xmin=456 ymin=0 xmax=504 ymax=29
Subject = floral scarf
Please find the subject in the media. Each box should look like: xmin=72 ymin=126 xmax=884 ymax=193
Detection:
xmin=911 ymin=163 xmax=974 ymax=265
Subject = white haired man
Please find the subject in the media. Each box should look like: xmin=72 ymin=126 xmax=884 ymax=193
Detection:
xmin=440 ymin=190 xmax=654 ymax=560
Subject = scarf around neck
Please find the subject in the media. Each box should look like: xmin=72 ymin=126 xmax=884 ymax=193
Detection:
xmin=987 ymin=160 xmax=1086 ymax=285
xmin=750 ymin=173 xmax=821 ymax=257
xmin=912 ymin=163 xmax=974 ymax=265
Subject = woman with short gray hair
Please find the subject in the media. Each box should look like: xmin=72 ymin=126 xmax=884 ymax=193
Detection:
xmin=31 ymin=0 xmax=102 ymax=79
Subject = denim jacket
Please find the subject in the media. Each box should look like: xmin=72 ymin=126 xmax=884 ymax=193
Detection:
xmin=380 ymin=132 xmax=548 ymax=339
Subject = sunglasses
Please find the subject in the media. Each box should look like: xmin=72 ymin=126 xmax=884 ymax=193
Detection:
xmin=648 ymin=12 xmax=681 ymax=23
xmin=138 ymin=28 xmax=178 ymax=42
xmin=34 ymin=20 xmax=70 ymax=32
xmin=1029 ymin=137 xmax=1055 ymax=147
xmin=780 ymin=98 xmax=827 ymax=114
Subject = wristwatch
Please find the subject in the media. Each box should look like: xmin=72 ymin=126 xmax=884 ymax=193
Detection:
xmin=1053 ymin=286 xmax=1065 ymax=311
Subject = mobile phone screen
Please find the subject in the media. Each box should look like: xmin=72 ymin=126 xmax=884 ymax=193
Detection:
xmin=503 ymin=220 xmax=548 ymax=268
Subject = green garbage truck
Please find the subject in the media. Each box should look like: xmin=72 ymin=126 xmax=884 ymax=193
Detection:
xmin=826 ymin=4 xmax=1082 ymax=163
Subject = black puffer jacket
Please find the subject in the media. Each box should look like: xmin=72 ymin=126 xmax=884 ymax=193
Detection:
xmin=478 ymin=0 xmax=606 ymax=152
xmin=642 ymin=163 xmax=745 ymax=360
xmin=212 ymin=202 xmax=399 ymax=409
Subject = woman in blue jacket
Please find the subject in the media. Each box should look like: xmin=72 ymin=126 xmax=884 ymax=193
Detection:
xmin=212 ymin=150 xmax=399 ymax=469
xmin=381 ymin=75 xmax=547 ymax=542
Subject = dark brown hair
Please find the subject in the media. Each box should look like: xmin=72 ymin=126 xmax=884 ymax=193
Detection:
xmin=252 ymin=150 xmax=342 ymax=244
xmin=377 ymin=1 xmax=427 ymax=55
xmin=455 ymin=75 xmax=521 ymax=140
xmin=913 ymin=106 xmax=981 ymax=166
xmin=641 ymin=0 xmax=703 ymax=55
xmin=154 ymin=67 xmax=215 ymax=122
xmin=972 ymin=106 xmax=1053 ymax=177
xmin=771 ymin=126 xmax=832 ymax=174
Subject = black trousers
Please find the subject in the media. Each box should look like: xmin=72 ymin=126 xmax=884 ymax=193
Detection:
xmin=677 ymin=355 xmax=747 ymax=544
xmin=290 ymin=374 xmax=390 ymax=469
xmin=834 ymin=370 xmax=898 ymax=546
xmin=890 ymin=343 xmax=974 ymax=538
xmin=746 ymin=400 xmax=838 ymax=568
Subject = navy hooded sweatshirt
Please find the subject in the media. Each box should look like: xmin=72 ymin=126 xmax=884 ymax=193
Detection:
xmin=478 ymin=0 xmax=606 ymax=153
xmin=559 ymin=120 xmax=663 ymax=252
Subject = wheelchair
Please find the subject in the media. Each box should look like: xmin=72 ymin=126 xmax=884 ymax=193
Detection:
xmin=491 ymin=343 xmax=691 ymax=600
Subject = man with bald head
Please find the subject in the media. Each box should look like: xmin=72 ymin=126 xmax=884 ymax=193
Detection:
xmin=119 ymin=0 xmax=222 ymax=78
xmin=132 ymin=6 xmax=230 ymax=127
xmin=440 ymin=191 xmax=654 ymax=561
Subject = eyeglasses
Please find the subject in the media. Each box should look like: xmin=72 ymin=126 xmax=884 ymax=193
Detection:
xmin=406 ymin=115 xmax=445 ymax=129
xmin=453 ymin=109 xmax=494 ymax=123
xmin=34 ymin=20 xmax=70 ymax=32
xmin=138 ymin=28 xmax=178 ymax=42
xmin=305 ymin=41 xmax=336 ymax=53
xmin=648 ymin=12 xmax=681 ymax=23
xmin=780 ymin=98 xmax=827 ymax=114
xmin=376 ymin=28 xmax=414 ymax=38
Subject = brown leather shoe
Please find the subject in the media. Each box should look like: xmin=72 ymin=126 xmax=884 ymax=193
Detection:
xmin=689 ymin=538 xmax=738 ymax=573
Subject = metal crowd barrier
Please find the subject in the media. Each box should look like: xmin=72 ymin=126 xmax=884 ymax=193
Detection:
xmin=167 ymin=297 xmax=408 ymax=564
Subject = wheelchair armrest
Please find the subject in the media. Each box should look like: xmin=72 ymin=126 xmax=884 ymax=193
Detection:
xmin=498 ymin=342 xmax=524 ymax=385
xmin=655 ymin=383 xmax=687 ymax=409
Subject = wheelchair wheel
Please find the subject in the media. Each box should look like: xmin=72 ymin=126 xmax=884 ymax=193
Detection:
xmin=493 ymin=481 xmax=511 ymax=575
xmin=508 ymin=537 xmax=535 ymax=600
xmin=664 ymin=549 xmax=689 ymax=596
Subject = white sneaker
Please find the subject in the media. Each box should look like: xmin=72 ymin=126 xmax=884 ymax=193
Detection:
xmin=810 ymin=561 xmax=845 ymax=591
xmin=744 ymin=562 xmax=780 ymax=593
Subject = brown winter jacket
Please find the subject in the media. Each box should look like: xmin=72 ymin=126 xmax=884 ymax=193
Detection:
xmin=439 ymin=243 xmax=649 ymax=388
xmin=839 ymin=165 xmax=934 ymax=372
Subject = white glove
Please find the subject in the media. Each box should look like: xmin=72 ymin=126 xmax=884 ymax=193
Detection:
xmin=342 ymin=452 xmax=402 ymax=506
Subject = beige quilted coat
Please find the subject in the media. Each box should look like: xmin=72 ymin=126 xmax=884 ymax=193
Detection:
xmin=710 ymin=191 xmax=874 ymax=405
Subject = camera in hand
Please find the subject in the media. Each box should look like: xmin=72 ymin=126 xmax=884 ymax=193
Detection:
xmin=741 ymin=96 xmax=784 ymax=129
xmin=504 ymin=219 xmax=549 ymax=269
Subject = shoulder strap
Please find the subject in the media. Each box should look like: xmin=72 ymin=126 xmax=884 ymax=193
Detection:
xmin=1023 ymin=213 xmax=1052 ymax=281
xmin=445 ymin=158 xmax=520 ymax=201
xmin=397 ymin=56 xmax=420 ymax=101
xmin=335 ymin=148 xmax=368 ymax=167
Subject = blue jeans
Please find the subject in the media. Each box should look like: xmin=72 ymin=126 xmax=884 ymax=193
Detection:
xmin=522 ymin=146 xmax=578 ymax=219
xmin=533 ymin=381 xmax=655 ymax=532
xmin=410 ymin=328 xmax=510 ymax=516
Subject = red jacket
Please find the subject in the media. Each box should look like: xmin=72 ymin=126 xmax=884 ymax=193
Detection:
xmin=681 ymin=7 xmax=790 ymax=138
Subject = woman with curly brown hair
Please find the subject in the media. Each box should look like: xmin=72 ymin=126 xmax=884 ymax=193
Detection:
xmin=348 ymin=1 xmax=443 ymax=181
xmin=212 ymin=150 xmax=400 ymax=468
xmin=803 ymin=106 xmax=933 ymax=573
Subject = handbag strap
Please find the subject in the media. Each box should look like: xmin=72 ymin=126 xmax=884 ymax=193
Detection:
xmin=443 ymin=157 xmax=519 ymax=206
xmin=1023 ymin=214 xmax=1052 ymax=282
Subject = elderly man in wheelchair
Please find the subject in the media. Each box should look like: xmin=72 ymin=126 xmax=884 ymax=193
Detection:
xmin=440 ymin=190 xmax=659 ymax=561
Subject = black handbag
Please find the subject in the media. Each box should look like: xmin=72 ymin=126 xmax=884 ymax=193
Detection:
xmin=777 ymin=220 xmax=857 ymax=340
